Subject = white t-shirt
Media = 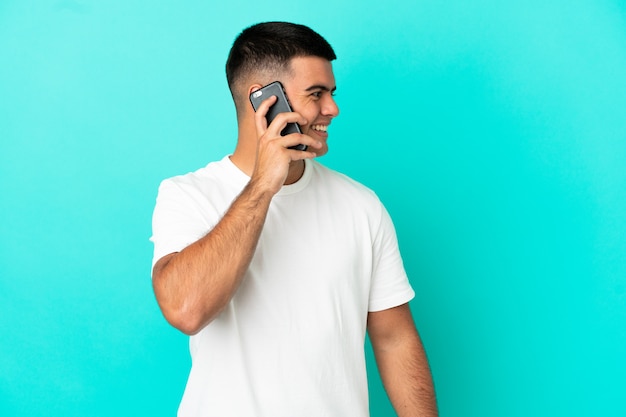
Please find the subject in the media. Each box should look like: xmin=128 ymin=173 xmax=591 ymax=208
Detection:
xmin=151 ymin=156 xmax=415 ymax=417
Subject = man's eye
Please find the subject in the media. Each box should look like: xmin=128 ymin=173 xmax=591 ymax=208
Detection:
xmin=311 ymin=92 xmax=322 ymax=98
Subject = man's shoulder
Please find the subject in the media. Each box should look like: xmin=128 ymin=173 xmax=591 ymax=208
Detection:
xmin=162 ymin=157 xmax=225 ymax=184
xmin=155 ymin=156 xmax=247 ymax=206
xmin=160 ymin=156 xmax=243 ymax=189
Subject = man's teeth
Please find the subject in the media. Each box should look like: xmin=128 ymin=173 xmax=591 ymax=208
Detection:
xmin=311 ymin=125 xmax=328 ymax=132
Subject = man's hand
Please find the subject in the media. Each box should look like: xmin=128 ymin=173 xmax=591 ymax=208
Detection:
xmin=251 ymin=95 xmax=321 ymax=194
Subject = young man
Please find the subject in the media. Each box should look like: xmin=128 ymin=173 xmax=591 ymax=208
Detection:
xmin=151 ymin=22 xmax=437 ymax=417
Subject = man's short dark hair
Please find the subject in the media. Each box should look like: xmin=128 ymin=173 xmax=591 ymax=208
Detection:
xmin=226 ymin=22 xmax=336 ymax=105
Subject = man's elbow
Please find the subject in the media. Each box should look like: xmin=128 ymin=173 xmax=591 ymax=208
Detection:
xmin=152 ymin=256 xmax=209 ymax=335
xmin=159 ymin=303 xmax=210 ymax=336
xmin=152 ymin=283 xmax=210 ymax=336
xmin=168 ymin=315 xmax=206 ymax=336
xmin=154 ymin=285 xmax=223 ymax=335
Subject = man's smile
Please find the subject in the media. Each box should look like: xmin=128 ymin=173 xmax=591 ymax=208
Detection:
xmin=310 ymin=124 xmax=328 ymax=132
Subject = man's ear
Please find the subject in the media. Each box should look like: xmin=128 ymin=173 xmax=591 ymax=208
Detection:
xmin=247 ymin=84 xmax=263 ymax=96
xmin=246 ymin=84 xmax=264 ymax=111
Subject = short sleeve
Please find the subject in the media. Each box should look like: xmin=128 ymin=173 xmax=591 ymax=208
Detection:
xmin=149 ymin=179 xmax=215 ymax=271
xmin=368 ymin=204 xmax=415 ymax=312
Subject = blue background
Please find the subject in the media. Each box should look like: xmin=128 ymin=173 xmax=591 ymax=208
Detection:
xmin=1 ymin=0 xmax=625 ymax=416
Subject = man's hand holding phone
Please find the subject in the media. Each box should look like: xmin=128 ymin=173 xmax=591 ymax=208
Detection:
xmin=250 ymin=89 xmax=321 ymax=195
xmin=250 ymin=81 xmax=309 ymax=150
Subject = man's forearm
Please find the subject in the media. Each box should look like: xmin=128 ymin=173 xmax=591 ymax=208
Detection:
xmin=368 ymin=305 xmax=438 ymax=417
xmin=376 ymin=336 xmax=438 ymax=417
xmin=152 ymin=179 xmax=274 ymax=335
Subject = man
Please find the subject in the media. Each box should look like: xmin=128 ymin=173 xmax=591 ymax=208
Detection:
xmin=151 ymin=22 xmax=437 ymax=416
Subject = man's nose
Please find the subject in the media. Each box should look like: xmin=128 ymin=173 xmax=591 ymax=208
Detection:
xmin=322 ymin=95 xmax=339 ymax=117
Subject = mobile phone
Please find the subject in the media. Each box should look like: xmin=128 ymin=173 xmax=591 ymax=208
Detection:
xmin=249 ymin=81 xmax=307 ymax=151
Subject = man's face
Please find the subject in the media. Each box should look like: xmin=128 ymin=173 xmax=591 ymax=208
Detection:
xmin=282 ymin=56 xmax=339 ymax=157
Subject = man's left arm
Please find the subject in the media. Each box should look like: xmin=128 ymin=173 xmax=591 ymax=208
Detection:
xmin=367 ymin=303 xmax=438 ymax=417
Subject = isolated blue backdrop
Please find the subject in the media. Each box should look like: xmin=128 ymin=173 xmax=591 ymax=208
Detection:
xmin=1 ymin=1 xmax=625 ymax=416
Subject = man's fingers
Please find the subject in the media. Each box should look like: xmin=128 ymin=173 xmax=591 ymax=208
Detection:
xmin=281 ymin=133 xmax=322 ymax=151
xmin=255 ymin=98 xmax=309 ymax=140
xmin=273 ymin=110 xmax=308 ymax=127
xmin=253 ymin=99 xmax=321 ymax=156
xmin=253 ymin=95 xmax=278 ymax=135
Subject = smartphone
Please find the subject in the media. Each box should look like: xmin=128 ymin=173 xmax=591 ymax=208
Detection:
xmin=249 ymin=81 xmax=307 ymax=151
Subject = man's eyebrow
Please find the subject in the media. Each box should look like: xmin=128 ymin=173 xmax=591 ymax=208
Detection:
xmin=305 ymin=84 xmax=337 ymax=92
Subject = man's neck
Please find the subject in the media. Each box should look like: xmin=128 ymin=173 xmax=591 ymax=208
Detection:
xmin=284 ymin=160 xmax=306 ymax=185
xmin=230 ymin=145 xmax=306 ymax=186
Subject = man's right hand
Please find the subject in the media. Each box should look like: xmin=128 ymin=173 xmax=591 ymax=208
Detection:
xmin=251 ymin=95 xmax=322 ymax=195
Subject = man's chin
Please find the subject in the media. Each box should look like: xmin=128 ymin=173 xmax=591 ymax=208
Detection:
xmin=312 ymin=145 xmax=328 ymax=157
